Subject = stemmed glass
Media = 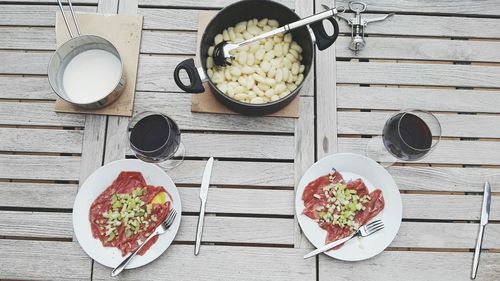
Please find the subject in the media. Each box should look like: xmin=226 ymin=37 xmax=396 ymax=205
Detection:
xmin=365 ymin=109 xmax=441 ymax=167
xmin=128 ymin=111 xmax=185 ymax=169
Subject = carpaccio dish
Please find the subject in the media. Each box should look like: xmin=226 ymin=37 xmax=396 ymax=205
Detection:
xmin=302 ymin=168 xmax=384 ymax=249
xmin=89 ymin=171 xmax=172 ymax=256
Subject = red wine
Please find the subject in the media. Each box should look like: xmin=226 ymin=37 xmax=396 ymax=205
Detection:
xmin=130 ymin=114 xmax=180 ymax=161
xmin=382 ymin=113 xmax=432 ymax=161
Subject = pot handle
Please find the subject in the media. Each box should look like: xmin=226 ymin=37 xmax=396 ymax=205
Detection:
xmin=309 ymin=17 xmax=339 ymax=51
xmin=173 ymin=58 xmax=205 ymax=93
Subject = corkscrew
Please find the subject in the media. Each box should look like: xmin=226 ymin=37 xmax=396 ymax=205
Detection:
xmin=333 ymin=2 xmax=394 ymax=55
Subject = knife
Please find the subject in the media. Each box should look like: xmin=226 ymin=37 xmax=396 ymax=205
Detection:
xmin=471 ymin=181 xmax=491 ymax=279
xmin=194 ymin=157 xmax=214 ymax=256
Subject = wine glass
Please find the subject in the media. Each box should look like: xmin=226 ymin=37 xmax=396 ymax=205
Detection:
xmin=365 ymin=109 xmax=441 ymax=167
xmin=128 ymin=111 xmax=185 ymax=169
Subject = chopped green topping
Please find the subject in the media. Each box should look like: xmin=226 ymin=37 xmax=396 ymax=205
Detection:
xmin=316 ymin=181 xmax=372 ymax=231
xmin=97 ymin=187 xmax=159 ymax=242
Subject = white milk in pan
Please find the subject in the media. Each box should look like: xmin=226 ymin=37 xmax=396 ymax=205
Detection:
xmin=62 ymin=49 xmax=122 ymax=104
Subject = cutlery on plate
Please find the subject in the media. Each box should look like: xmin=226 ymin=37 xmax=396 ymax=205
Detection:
xmin=303 ymin=219 xmax=384 ymax=259
xmin=195 ymin=157 xmax=214 ymax=255
xmin=111 ymin=209 xmax=178 ymax=277
xmin=471 ymin=181 xmax=491 ymax=279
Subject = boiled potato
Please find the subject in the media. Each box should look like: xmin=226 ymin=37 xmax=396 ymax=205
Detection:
xmin=207 ymin=19 xmax=305 ymax=104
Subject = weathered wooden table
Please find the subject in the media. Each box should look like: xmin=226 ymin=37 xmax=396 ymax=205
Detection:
xmin=1 ymin=0 xmax=499 ymax=280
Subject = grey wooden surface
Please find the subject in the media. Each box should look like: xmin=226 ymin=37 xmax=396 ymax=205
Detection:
xmin=319 ymin=0 xmax=500 ymax=280
xmin=1 ymin=0 xmax=500 ymax=280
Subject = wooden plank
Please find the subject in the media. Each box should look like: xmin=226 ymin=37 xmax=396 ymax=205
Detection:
xmin=393 ymin=222 xmax=500 ymax=250
xmin=316 ymin=0 xmax=338 ymax=158
xmin=337 ymin=61 xmax=500 ymax=88
xmin=387 ymin=166 xmax=500 ymax=192
xmin=126 ymin=133 xmax=294 ymax=160
xmin=0 ymin=211 xmax=72 ymax=239
xmin=0 ymin=240 xmax=91 ymax=281
xmin=338 ymin=137 xmax=500 ymax=165
xmin=103 ymin=0 xmax=138 ymax=167
xmin=293 ymin=0 xmax=315 ymax=251
xmin=337 ymin=0 xmax=500 ymax=16
xmin=134 ymin=92 xmax=295 ymax=133
xmin=93 ymin=244 xmax=314 ymax=281
xmin=0 ymin=0 xmax=96 ymax=3
xmin=79 ymin=115 xmax=106 ymax=186
xmin=336 ymin=86 xmax=500 ymax=114
xmin=0 ymin=27 xmax=55 ymax=50
xmin=0 ymin=182 xmax=76 ymax=209
xmin=140 ymin=8 xmax=200 ymax=30
xmin=319 ymin=251 xmax=500 ymax=281
xmin=104 ymin=115 xmax=128 ymax=164
xmin=176 ymin=216 xmax=294 ymax=245
xmin=138 ymin=0 xmax=294 ymax=9
xmin=136 ymin=54 xmax=189 ymax=92
xmin=0 ymin=155 xmax=80 ymax=181
xmin=336 ymin=36 xmax=500 ymax=63
xmin=0 ymin=4 xmax=96 ymax=26
xmin=294 ymin=98 xmax=315 ymax=248
xmin=0 ymin=76 xmax=55 ymax=100
xmin=179 ymin=187 xmax=294 ymax=216
xmin=98 ymin=0 xmax=118 ymax=13
xmin=0 ymin=102 xmax=85 ymax=127
xmin=141 ymin=30 xmax=197 ymax=54
xmin=0 ymin=128 xmax=83 ymax=154
xmin=402 ymin=194 xmax=499 ymax=221
xmin=163 ymin=160 xmax=293 ymax=187
xmin=119 ymin=0 xmax=138 ymax=14
xmin=338 ymin=111 xmax=500 ymax=138
xmin=338 ymin=13 xmax=500 ymax=39
xmin=0 ymin=51 xmax=49 ymax=75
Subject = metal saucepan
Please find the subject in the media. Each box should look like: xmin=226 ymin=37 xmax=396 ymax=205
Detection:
xmin=173 ymin=0 xmax=340 ymax=115
xmin=48 ymin=0 xmax=126 ymax=109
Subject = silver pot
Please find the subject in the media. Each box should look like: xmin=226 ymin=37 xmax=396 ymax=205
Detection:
xmin=48 ymin=0 xmax=126 ymax=109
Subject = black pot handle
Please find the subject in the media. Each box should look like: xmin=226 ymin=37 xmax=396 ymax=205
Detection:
xmin=309 ymin=17 xmax=339 ymax=51
xmin=173 ymin=58 xmax=205 ymax=93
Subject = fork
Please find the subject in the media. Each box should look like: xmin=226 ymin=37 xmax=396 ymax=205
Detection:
xmin=111 ymin=209 xmax=178 ymax=277
xmin=303 ymin=219 xmax=384 ymax=259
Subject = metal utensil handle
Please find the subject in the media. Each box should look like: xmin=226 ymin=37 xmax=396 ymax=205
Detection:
xmin=194 ymin=200 xmax=206 ymax=255
xmin=239 ymin=8 xmax=339 ymax=48
xmin=111 ymin=230 xmax=158 ymax=277
xmin=303 ymin=232 xmax=356 ymax=259
xmin=57 ymin=0 xmax=81 ymax=38
xmin=472 ymin=222 xmax=485 ymax=279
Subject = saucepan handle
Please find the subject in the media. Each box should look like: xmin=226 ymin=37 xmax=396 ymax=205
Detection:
xmin=309 ymin=17 xmax=339 ymax=51
xmin=173 ymin=58 xmax=205 ymax=93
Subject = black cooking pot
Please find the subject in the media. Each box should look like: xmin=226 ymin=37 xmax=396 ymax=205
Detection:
xmin=173 ymin=0 xmax=339 ymax=115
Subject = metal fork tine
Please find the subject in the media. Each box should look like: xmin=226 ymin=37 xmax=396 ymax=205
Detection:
xmin=367 ymin=222 xmax=384 ymax=232
xmin=367 ymin=219 xmax=381 ymax=226
xmin=366 ymin=220 xmax=382 ymax=228
xmin=368 ymin=224 xmax=384 ymax=234
xmin=366 ymin=220 xmax=384 ymax=227
xmin=366 ymin=221 xmax=384 ymax=231
xmin=162 ymin=209 xmax=177 ymax=227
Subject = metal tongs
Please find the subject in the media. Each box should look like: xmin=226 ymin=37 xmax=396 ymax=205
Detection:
xmin=335 ymin=1 xmax=394 ymax=54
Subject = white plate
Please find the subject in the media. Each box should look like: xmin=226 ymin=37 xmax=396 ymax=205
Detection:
xmin=73 ymin=159 xmax=182 ymax=269
xmin=295 ymin=153 xmax=402 ymax=261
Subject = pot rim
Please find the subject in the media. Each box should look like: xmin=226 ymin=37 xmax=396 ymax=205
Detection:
xmin=199 ymin=0 xmax=313 ymax=108
xmin=48 ymin=34 xmax=125 ymax=106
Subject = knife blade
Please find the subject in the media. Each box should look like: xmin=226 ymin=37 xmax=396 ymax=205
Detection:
xmin=471 ymin=181 xmax=491 ymax=279
xmin=194 ymin=157 xmax=214 ymax=256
